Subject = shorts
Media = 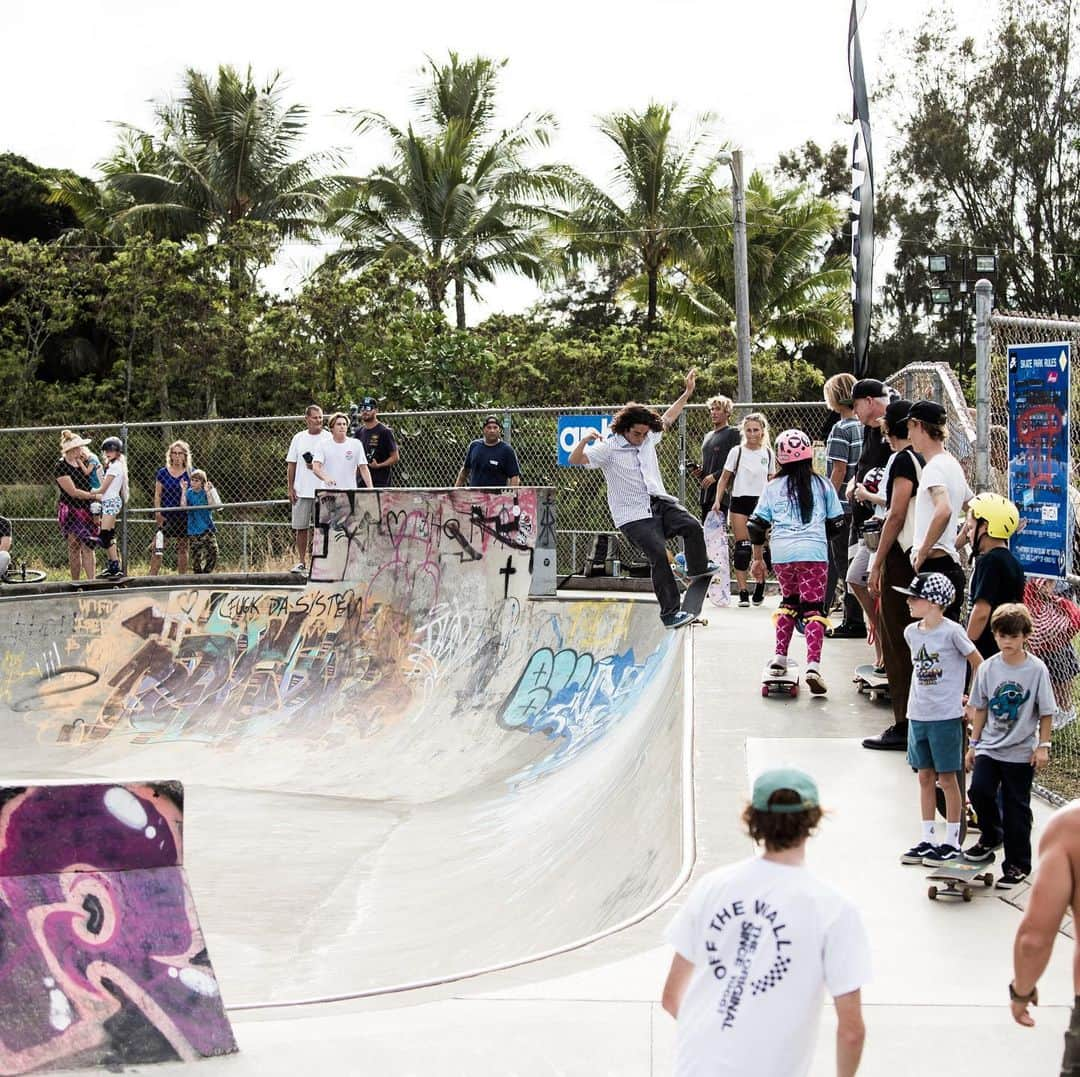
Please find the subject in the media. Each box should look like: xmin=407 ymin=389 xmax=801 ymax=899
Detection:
xmin=729 ymin=495 xmax=759 ymax=517
xmin=907 ymin=717 xmax=963 ymax=773
xmin=99 ymin=496 xmax=123 ymax=518
xmin=57 ymin=502 xmax=98 ymax=548
xmin=846 ymin=540 xmax=872 ymax=586
xmin=291 ymin=497 xmax=316 ymax=529
xmin=161 ymin=513 xmax=187 ymax=539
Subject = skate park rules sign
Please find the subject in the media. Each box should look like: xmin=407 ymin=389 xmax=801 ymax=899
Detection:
xmin=1007 ymin=341 xmax=1072 ymax=579
xmin=557 ymin=414 xmax=613 ymax=466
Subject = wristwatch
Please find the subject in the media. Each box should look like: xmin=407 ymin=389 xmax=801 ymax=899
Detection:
xmin=1009 ymin=981 xmax=1038 ymax=1005
xmin=1038 ymin=741 xmax=1052 ymax=750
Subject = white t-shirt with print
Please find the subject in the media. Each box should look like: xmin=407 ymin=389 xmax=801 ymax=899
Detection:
xmin=286 ymin=429 xmax=333 ymax=499
xmin=912 ymin=452 xmax=972 ymax=563
xmin=723 ymin=444 xmax=775 ymax=499
xmin=100 ymin=457 xmax=128 ymax=503
xmin=313 ymin=437 xmax=368 ymax=491
xmin=665 ymin=856 xmax=871 ymax=1077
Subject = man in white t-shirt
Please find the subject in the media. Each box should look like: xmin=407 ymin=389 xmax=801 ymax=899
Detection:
xmin=312 ymin=412 xmax=373 ymax=492
xmin=285 ymin=404 xmax=332 ymax=574
xmin=662 ymin=768 xmax=870 ymax=1077
xmin=906 ymin=399 xmax=973 ymax=622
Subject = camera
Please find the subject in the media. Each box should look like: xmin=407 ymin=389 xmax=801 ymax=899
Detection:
xmin=302 ymin=451 xmax=314 ymax=467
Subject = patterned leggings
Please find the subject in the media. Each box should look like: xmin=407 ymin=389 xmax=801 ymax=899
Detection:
xmin=774 ymin=560 xmax=829 ymax=666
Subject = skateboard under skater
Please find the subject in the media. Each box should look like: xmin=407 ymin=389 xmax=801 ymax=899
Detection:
xmin=670 ymin=565 xmax=717 ymax=628
xmin=762 ymin=658 xmax=799 ymax=698
xmin=926 ymin=859 xmax=995 ymax=902
xmin=853 ymin=663 xmax=890 ymax=704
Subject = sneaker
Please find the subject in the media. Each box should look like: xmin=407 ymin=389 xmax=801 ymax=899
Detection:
xmin=805 ymin=667 xmax=827 ymax=695
xmin=738 ymin=590 xmax=750 ymax=608
xmin=751 ymin=581 xmax=765 ymax=605
xmin=661 ymin=611 xmax=695 ymax=629
xmin=922 ymin=844 xmax=962 ymax=866
xmin=291 ymin=562 xmax=307 ymax=574
xmin=962 ymin=841 xmax=999 ymax=863
xmin=995 ymin=866 xmax=1029 ymax=890
xmin=873 ymin=664 xmax=887 ymax=676
xmin=901 ymin=841 xmax=937 ymax=865
xmin=861 ymin=723 xmax=908 ymax=750
xmin=769 ymin=655 xmax=788 ymax=673
xmin=826 ymin=621 xmax=867 ymax=640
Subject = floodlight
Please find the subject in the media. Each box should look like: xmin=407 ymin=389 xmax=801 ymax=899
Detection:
xmin=975 ymin=254 xmax=998 ymax=273
xmin=928 ymin=254 xmax=950 ymax=274
xmin=931 ymin=287 xmax=952 ymax=305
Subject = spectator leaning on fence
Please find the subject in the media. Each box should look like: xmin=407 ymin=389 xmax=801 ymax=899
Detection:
xmin=356 ymin=397 xmax=399 ymax=488
xmin=0 ymin=512 xmax=11 ymax=578
xmin=54 ymin=431 xmax=102 ymax=581
xmin=456 ymin=415 xmax=522 ymax=488
xmin=151 ymin=440 xmax=192 ymax=576
xmin=286 ymin=405 xmax=332 ymax=574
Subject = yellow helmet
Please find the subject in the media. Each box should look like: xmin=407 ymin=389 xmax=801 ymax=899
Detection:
xmin=969 ymin=492 xmax=1020 ymax=539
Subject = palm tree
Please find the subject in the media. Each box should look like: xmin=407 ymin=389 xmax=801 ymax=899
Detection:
xmin=329 ymin=54 xmax=568 ymax=328
xmin=84 ymin=66 xmax=335 ymax=288
xmin=560 ymin=104 xmax=719 ymax=330
xmin=652 ymin=172 xmax=850 ymax=349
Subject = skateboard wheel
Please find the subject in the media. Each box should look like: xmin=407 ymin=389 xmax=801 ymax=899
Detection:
xmin=698 ymin=617 xmax=709 ymax=626
xmin=928 ymin=886 xmax=938 ymax=900
xmin=962 ymin=887 xmax=973 ymax=902
xmin=868 ymin=690 xmax=878 ymax=702
xmin=981 ymin=874 xmax=993 ymax=887
xmin=789 ymin=684 xmax=798 ymax=698
xmin=761 ymin=685 xmax=769 ymax=697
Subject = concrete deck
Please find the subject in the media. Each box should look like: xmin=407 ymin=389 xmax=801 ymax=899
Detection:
xmin=44 ymin=593 xmax=1071 ymax=1076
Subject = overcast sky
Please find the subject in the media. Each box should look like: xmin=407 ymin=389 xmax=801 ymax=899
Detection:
xmin=4 ymin=0 xmax=994 ymax=317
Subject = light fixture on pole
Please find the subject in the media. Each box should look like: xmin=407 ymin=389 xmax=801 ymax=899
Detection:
xmin=718 ymin=150 xmax=752 ymax=403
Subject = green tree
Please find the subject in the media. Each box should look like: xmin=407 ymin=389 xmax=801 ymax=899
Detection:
xmin=330 ymin=53 xmax=567 ymax=328
xmin=0 ymin=155 xmax=82 ymax=242
xmin=560 ymin=103 xmax=719 ymax=330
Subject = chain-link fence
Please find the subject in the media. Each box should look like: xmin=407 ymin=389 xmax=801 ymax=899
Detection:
xmin=0 ymin=401 xmax=830 ymax=581
xmin=988 ymin=312 xmax=1080 ymax=802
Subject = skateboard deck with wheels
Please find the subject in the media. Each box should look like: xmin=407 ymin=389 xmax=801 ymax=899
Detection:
xmin=680 ymin=569 xmax=716 ymax=621
xmin=926 ymin=861 xmax=995 ymax=902
xmin=853 ymin=663 xmax=890 ymax=703
xmin=762 ymin=659 xmax=799 ymax=698
xmin=703 ymin=510 xmax=730 ymax=608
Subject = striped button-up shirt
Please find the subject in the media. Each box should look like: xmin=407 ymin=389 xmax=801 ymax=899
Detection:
xmin=583 ymin=430 xmax=675 ymax=526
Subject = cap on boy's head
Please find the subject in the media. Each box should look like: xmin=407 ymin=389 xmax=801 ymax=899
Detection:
xmin=884 ymin=398 xmax=912 ymax=432
xmin=751 ymin=768 xmax=820 ymax=813
xmin=892 ymin=571 xmax=956 ymax=608
xmin=851 ymin=378 xmax=888 ymax=401
xmin=483 ymin=414 xmax=501 ymax=427
xmin=907 ymin=399 xmax=947 ymax=425
xmin=360 ymin=396 xmax=377 ymax=410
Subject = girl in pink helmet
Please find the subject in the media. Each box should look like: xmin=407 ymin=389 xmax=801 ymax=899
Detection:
xmin=747 ymin=430 xmax=845 ymax=694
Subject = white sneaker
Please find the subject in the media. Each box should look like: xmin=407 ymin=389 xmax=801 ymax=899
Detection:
xmin=291 ymin=562 xmax=307 ymax=574
xmin=769 ymin=655 xmax=788 ymax=673
xmin=805 ymin=666 xmax=827 ymax=695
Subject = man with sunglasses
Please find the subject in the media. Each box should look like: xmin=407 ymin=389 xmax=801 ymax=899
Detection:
xmin=356 ymin=396 xmax=399 ymax=488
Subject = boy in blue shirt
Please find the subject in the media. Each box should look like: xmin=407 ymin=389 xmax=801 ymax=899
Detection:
xmin=894 ymin=572 xmax=983 ymax=866
xmin=963 ymin=603 xmax=1055 ymax=889
xmin=180 ymin=470 xmax=219 ymax=574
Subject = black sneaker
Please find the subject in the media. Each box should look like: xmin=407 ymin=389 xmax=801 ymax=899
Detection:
xmin=827 ymin=621 xmax=867 ymax=639
xmin=901 ymin=841 xmax=936 ymax=865
xmin=962 ymin=841 xmax=999 ymax=863
xmin=661 ymin=611 xmax=695 ymax=629
xmin=751 ymin=581 xmax=765 ymax=605
xmin=922 ymin=844 xmax=962 ymax=866
xmin=996 ymin=866 xmax=1029 ymax=890
xmin=861 ymin=723 xmax=908 ymax=750
xmin=738 ymin=590 xmax=750 ymax=608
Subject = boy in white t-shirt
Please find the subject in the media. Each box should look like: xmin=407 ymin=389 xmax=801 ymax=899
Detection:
xmin=312 ymin=412 xmax=373 ymax=492
xmin=662 ymin=768 xmax=870 ymax=1077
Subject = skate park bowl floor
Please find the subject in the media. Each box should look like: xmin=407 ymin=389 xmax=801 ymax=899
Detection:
xmin=0 ymin=488 xmax=692 ymax=1010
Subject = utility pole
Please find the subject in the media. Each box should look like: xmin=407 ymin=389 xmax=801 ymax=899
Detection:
xmin=731 ymin=150 xmax=753 ymax=403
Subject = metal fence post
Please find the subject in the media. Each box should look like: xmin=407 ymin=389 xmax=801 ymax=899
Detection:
xmin=678 ymin=410 xmax=687 ymax=504
xmin=974 ymin=279 xmax=993 ymax=493
xmin=119 ymin=422 xmax=129 ymax=571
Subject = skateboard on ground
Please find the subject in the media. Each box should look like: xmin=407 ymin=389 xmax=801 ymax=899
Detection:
xmin=853 ymin=663 xmax=890 ymax=704
xmin=703 ymin=510 xmax=731 ymax=608
xmin=926 ymin=859 xmax=995 ymax=902
xmin=762 ymin=658 xmax=799 ymax=698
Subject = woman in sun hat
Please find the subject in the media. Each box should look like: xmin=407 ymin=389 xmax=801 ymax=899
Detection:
xmin=54 ymin=430 xmax=102 ymax=579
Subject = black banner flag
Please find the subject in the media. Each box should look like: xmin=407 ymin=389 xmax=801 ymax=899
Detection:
xmin=848 ymin=0 xmax=874 ymax=376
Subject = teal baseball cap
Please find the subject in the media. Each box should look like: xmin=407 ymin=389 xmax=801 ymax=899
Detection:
xmin=751 ymin=768 xmax=820 ymax=813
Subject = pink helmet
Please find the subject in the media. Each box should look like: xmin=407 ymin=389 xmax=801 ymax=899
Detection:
xmin=775 ymin=428 xmax=813 ymax=465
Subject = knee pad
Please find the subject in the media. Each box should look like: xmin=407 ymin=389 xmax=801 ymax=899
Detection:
xmin=98 ymin=528 xmax=115 ymax=549
xmin=0 ymin=550 xmax=9 ymax=578
xmin=800 ymin=600 xmax=830 ymax=628
xmin=733 ymin=540 xmax=752 ymax=571
xmin=773 ymin=593 xmax=801 ymax=623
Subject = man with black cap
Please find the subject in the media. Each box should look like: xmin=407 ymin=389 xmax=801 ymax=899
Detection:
xmin=356 ymin=397 xmax=399 ymax=488
xmin=456 ymin=415 xmax=522 ymax=488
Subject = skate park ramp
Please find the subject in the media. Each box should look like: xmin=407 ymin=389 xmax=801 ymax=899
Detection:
xmin=0 ymin=488 xmax=691 ymax=1009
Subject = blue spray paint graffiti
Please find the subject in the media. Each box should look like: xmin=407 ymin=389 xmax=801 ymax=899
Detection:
xmin=499 ymin=639 xmax=672 ymax=781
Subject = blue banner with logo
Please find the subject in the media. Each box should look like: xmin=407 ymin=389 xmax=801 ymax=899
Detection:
xmin=557 ymin=414 xmax=614 ymax=466
xmin=1007 ymin=341 xmax=1071 ymax=579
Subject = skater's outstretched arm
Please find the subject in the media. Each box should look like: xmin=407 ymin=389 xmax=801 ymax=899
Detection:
xmin=661 ymin=368 xmax=697 ymax=431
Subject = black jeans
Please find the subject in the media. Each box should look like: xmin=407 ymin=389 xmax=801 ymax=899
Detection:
xmin=620 ymin=498 xmax=708 ymax=618
xmin=878 ymin=544 xmax=915 ymax=730
xmin=826 ymin=513 xmax=863 ymax=626
xmin=920 ymin=553 xmax=966 ymax=623
xmin=968 ymin=754 xmax=1034 ymax=873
